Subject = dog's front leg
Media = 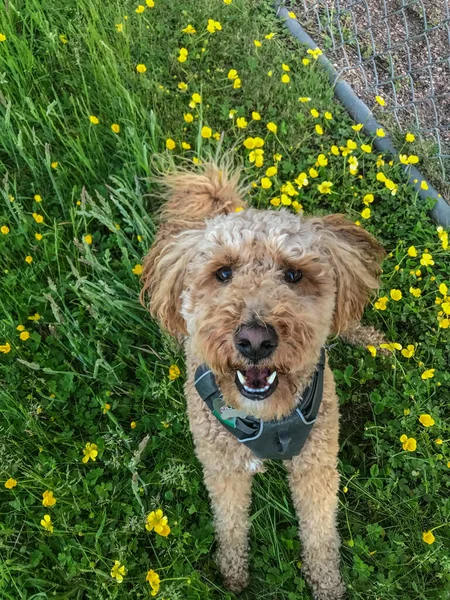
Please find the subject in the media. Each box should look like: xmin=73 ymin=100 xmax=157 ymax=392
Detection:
xmin=202 ymin=465 xmax=253 ymax=593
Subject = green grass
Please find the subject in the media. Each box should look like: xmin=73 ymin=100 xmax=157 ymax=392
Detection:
xmin=0 ymin=1 xmax=449 ymax=598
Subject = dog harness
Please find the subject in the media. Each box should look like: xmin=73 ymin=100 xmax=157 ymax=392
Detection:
xmin=194 ymin=348 xmax=325 ymax=461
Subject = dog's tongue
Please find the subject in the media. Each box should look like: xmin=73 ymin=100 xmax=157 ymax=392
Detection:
xmin=245 ymin=367 xmax=270 ymax=387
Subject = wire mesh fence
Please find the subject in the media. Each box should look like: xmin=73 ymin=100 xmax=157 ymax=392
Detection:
xmin=295 ymin=0 xmax=450 ymax=187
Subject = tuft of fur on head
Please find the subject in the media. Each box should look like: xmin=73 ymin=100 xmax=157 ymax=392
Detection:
xmin=141 ymin=162 xmax=385 ymax=419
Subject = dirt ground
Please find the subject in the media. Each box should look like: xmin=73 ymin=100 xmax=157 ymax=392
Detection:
xmin=294 ymin=0 xmax=450 ymax=197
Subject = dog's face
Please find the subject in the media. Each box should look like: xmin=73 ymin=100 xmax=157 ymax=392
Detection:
xmin=181 ymin=210 xmax=336 ymax=419
xmin=143 ymin=205 xmax=384 ymax=421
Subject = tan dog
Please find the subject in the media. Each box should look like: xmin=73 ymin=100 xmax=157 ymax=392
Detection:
xmin=141 ymin=162 xmax=384 ymax=600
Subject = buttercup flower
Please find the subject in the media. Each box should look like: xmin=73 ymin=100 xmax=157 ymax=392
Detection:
xmin=206 ymin=19 xmax=222 ymax=33
xmin=267 ymin=122 xmax=277 ymax=134
xmin=111 ymin=123 xmax=120 ymax=134
xmin=409 ymin=287 xmax=421 ymax=298
xmin=252 ymin=111 xmax=261 ymax=120
xmin=41 ymin=514 xmax=54 ymax=533
xmin=132 ymin=264 xmax=143 ymax=275
xmin=420 ymin=253 xmax=434 ymax=267
xmin=421 ymin=369 xmax=435 ymax=380
xmin=5 ymin=478 xmax=17 ymax=489
xmin=130 ymin=421 xmax=137 ymax=429
xmin=315 ymin=124 xmax=323 ymax=135
xmin=367 ymin=345 xmax=376 ymax=358
xmin=111 ymin=561 xmax=126 ymax=583
xmin=103 ymin=403 xmax=111 ymax=414
xmin=266 ymin=166 xmax=277 ymax=177
xmin=374 ymin=296 xmax=388 ymax=310
xmin=375 ymin=95 xmax=385 ymax=106
xmin=420 ymin=181 xmax=428 ymax=191
xmin=20 ymin=331 xmax=30 ymax=341
xmin=419 ymin=414 xmax=435 ymax=427
xmin=254 ymin=40 xmax=262 ymax=47
xmin=1 ymin=225 xmax=9 ymax=235
xmin=89 ymin=115 xmax=99 ymax=125
xmin=201 ymin=126 xmax=212 ymax=138
xmin=236 ymin=117 xmax=247 ymax=129
xmin=0 ymin=342 xmax=11 ymax=354
xmin=136 ymin=64 xmax=147 ymax=73
xmin=408 ymin=246 xmax=418 ymax=257
xmin=310 ymin=108 xmax=319 ymax=118
xmin=82 ymin=442 xmax=98 ymax=463
xmin=281 ymin=73 xmax=290 ymax=84
xmin=34 ymin=194 xmax=42 ymax=202
xmin=191 ymin=93 xmax=201 ymax=104
xmin=181 ymin=142 xmax=191 ymax=149
xmin=84 ymin=234 xmax=93 ymax=245
xmin=324 ymin=111 xmax=332 ymax=120
xmin=317 ymin=181 xmax=333 ymax=194
xmin=401 ymin=344 xmax=415 ymax=358
xmin=380 ymin=343 xmax=402 ymax=352
xmin=352 ymin=123 xmax=363 ymax=131
xmin=25 ymin=255 xmax=33 ymax=264
xmin=135 ymin=4 xmax=145 ymax=13
xmin=390 ymin=289 xmax=402 ymax=301
xmin=115 ymin=23 xmax=123 ymax=32
xmin=166 ymin=138 xmax=176 ymax=150
xmin=316 ymin=154 xmax=328 ymax=167
xmin=146 ymin=509 xmax=171 ymax=536
xmin=299 ymin=97 xmax=311 ymax=103
xmin=422 ymin=531 xmax=435 ymax=545
xmin=399 ymin=435 xmax=416 ymax=451
xmin=33 ymin=213 xmax=44 ymax=224
xmin=42 ymin=490 xmax=57 ymax=507
xmin=169 ymin=364 xmax=181 ymax=380
xmin=361 ymin=144 xmax=372 ymax=153
xmin=182 ymin=24 xmax=196 ymax=34
xmin=362 ymin=194 xmax=374 ymax=205
xmin=376 ymin=128 xmax=385 ymax=137
xmin=0 ymin=33 xmax=6 ymax=42
xmin=361 ymin=208 xmax=371 ymax=219
xmin=146 ymin=570 xmax=160 ymax=596
xmin=439 ymin=283 xmax=448 ymax=296
xmin=261 ymin=177 xmax=272 ymax=189
xmin=146 ymin=0 xmax=155 ymax=6
xmin=184 ymin=113 xmax=194 ymax=123
xmin=406 ymin=133 xmax=415 ymax=142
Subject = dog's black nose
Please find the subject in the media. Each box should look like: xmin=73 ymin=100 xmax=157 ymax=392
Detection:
xmin=234 ymin=322 xmax=278 ymax=361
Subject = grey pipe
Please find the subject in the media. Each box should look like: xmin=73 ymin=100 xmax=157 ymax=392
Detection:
xmin=276 ymin=5 xmax=450 ymax=228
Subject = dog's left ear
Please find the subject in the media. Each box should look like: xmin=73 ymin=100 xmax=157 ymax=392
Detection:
xmin=316 ymin=214 xmax=385 ymax=334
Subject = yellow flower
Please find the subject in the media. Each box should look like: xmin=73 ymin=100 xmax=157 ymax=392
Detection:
xmin=374 ymin=296 xmax=388 ymax=310
xmin=408 ymin=155 xmax=419 ymax=164
xmin=191 ymin=93 xmax=202 ymax=104
xmin=5 ymin=478 xmax=17 ymax=489
xmin=310 ymin=108 xmax=319 ymax=118
xmin=146 ymin=570 xmax=161 ymax=595
xmin=34 ymin=194 xmax=42 ymax=202
xmin=282 ymin=63 xmax=290 ymax=71
xmin=406 ymin=133 xmax=415 ymax=142
xmin=165 ymin=138 xmax=176 ymax=150
xmin=169 ymin=364 xmax=181 ymax=380
xmin=83 ymin=234 xmax=93 ymax=245
xmin=33 ymin=213 xmax=44 ymax=224
xmin=367 ymin=345 xmax=377 ymax=358
xmin=261 ymin=177 xmax=272 ymax=189
xmin=252 ymin=111 xmax=261 ymax=120
xmin=115 ymin=23 xmax=123 ymax=32
xmin=352 ymin=123 xmax=363 ymax=131
xmin=19 ymin=331 xmax=30 ymax=341
xmin=288 ymin=11 xmax=296 ymax=18
xmin=435 ymin=438 xmax=443 ymax=445
xmin=380 ymin=342 xmax=402 ymax=352
xmin=439 ymin=283 xmax=448 ymax=296
xmin=265 ymin=166 xmax=277 ymax=177
xmin=362 ymin=194 xmax=374 ymax=205
xmin=295 ymin=172 xmax=309 ymax=188
xmin=309 ymin=167 xmax=318 ymax=179
xmin=89 ymin=115 xmax=99 ymax=125
xmin=267 ymin=70 xmax=273 ymax=77
xmin=17 ymin=325 xmax=25 ymax=331
xmin=376 ymin=128 xmax=385 ymax=137
xmin=324 ymin=111 xmax=333 ymax=120
xmin=181 ymin=142 xmax=191 ymax=150
xmin=184 ymin=114 xmax=195 ymax=125
xmin=265 ymin=32 xmax=275 ymax=39
xmin=51 ymin=162 xmax=58 ymax=169
xmin=233 ymin=77 xmax=241 ymax=89
xmin=103 ymin=403 xmax=111 ymax=414
xmin=111 ymin=561 xmax=126 ymax=583
xmin=254 ymin=40 xmax=262 ymax=47
xmin=390 ymin=289 xmax=402 ymax=301
xmin=281 ymin=73 xmax=290 ymax=84
xmin=130 ymin=421 xmax=137 ymax=429
xmin=182 ymin=24 xmax=196 ymax=34
xmin=25 ymin=255 xmax=33 ymax=264
xmin=40 ymin=514 xmax=54 ymax=533
xmin=177 ymin=48 xmax=188 ymax=63
xmin=360 ymin=144 xmax=372 ymax=153
xmin=28 ymin=313 xmax=41 ymax=321
xmin=376 ymin=172 xmax=386 ymax=182
xmin=235 ymin=207 xmax=244 ymax=212
xmin=302 ymin=58 xmax=310 ymax=65
xmin=346 ymin=139 xmax=357 ymax=150
xmin=42 ymin=490 xmax=56 ymax=507
xmin=401 ymin=344 xmax=415 ymax=358
xmin=361 ymin=208 xmax=371 ymax=219
xmin=243 ymin=137 xmax=255 ymax=149
xmin=298 ymin=97 xmax=311 ymax=103
xmin=421 ymin=369 xmax=435 ymax=380
xmin=420 ymin=253 xmax=434 ymax=267
xmin=111 ymin=123 xmax=120 ymax=134
xmin=59 ymin=34 xmax=68 ymax=44
xmin=267 ymin=122 xmax=277 ymax=134
xmin=400 ymin=436 xmax=416 ymax=451
xmin=136 ymin=64 xmax=147 ymax=73
xmin=135 ymin=4 xmax=145 ymax=13
xmin=1 ymin=225 xmax=9 ymax=235
xmin=0 ymin=33 xmax=6 ymax=42
xmin=409 ymin=287 xmax=421 ymax=297
xmin=273 ymin=152 xmax=282 ymax=161
xmin=270 ymin=197 xmax=281 ymax=207
xmin=146 ymin=509 xmax=171 ymax=536
xmin=0 ymin=342 xmax=11 ymax=354
xmin=422 ymin=531 xmax=435 ymax=545
xmin=316 ymin=154 xmax=328 ymax=167
xmin=178 ymin=82 xmax=188 ymax=92
xmin=249 ymin=149 xmax=264 ymax=167
xmin=375 ymin=95 xmax=385 ymax=106
xmin=331 ymin=145 xmax=340 ymax=156
xmin=407 ymin=246 xmax=417 ymax=257
xmin=201 ymin=126 xmax=212 ymax=138
xmin=315 ymin=124 xmax=323 ymax=135
xmin=82 ymin=442 xmax=98 ymax=463
xmin=442 ymin=301 xmax=450 ymax=315
xmin=132 ymin=264 xmax=143 ymax=276
xmin=419 ymin=414 xmax=435 ymax=427
xmin=420 ymin=180 xmax=428 ymax=191
xmin=206 ymin=19 xmax=222 ymax=33
xmin=317 ymin=181 xmax=333 ymax=194
xmin=439 ymin=318 xmax=450 ymax=329
xmin=146 ymin=0 xmax=155 ymax=6
xmin=236 ymin=117 xmax=247 ymax=129
xmin=307 ymin=47 xmax=322 ymax=59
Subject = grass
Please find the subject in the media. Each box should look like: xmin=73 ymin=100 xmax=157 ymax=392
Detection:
xmin=0 ymin=0 xmax=449 ymax=598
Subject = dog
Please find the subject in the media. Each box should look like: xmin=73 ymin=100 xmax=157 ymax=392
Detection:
xmin=140 ymin=161 xmax=384 ymax=599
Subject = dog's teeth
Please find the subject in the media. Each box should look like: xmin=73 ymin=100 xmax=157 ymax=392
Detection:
xmin=237 ymin=370 xmax=246 ymax=385
xmin=267 ymin=371 xmax=277 ymax=384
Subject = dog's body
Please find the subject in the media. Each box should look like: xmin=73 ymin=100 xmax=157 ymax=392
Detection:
xmin=141 ymin=162 xmax=384 ymax=599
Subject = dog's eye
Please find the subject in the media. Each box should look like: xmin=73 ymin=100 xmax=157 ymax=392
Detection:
xmin=216 ymin=266 xmax=233 ymax=282
xmin=284 ymin=268 xmax=302 ymax=283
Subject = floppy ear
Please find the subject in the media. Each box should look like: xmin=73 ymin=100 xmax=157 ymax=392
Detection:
xmin=316 ymin=214 xmax=385 ymax=334
xmin=140 ymin=222 xmax=204 ymax=337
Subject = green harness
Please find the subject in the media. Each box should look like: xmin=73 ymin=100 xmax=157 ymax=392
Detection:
xmin=194 ymin=348 xmax=325 ymax=461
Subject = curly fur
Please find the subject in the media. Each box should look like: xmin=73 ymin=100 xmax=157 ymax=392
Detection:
xmin=141 ymin=160 xmax=385 ymax=599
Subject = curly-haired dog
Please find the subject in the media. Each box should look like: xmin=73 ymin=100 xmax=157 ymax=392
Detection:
xmin=141 ymin=162 xmax=384 ymax=599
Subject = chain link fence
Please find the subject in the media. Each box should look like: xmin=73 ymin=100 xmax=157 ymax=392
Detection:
xmin=295 ymin=0 xmax=450 ymax=189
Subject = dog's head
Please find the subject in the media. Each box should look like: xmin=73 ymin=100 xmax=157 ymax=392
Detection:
xmin=141 ymin=168 xmax=384 ymax=420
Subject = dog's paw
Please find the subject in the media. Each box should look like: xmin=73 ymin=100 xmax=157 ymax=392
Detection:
xmin=312 ymin=577 xmax=346 ymax=600
xmin=216 ymin=548 xmax=249 ymax=594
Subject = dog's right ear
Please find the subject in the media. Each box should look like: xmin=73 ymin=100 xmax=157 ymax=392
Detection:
xmin=140 ymin=222 xmax=204 ymax=337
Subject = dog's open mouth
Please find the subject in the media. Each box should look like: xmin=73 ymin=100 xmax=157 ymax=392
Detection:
xmin=235 ymin=367 xmax=278 ymax=400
